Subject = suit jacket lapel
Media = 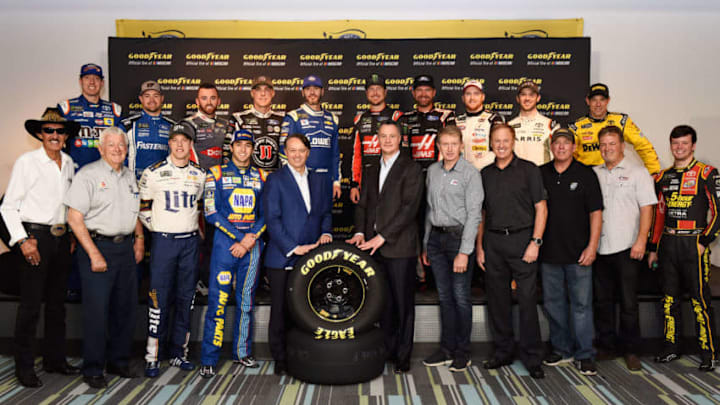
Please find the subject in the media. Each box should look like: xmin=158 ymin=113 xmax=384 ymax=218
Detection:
xmin=285 ymin=166 xmax=309 ymax=214
xmin=379 ymin=154 xmax=404 ymax=200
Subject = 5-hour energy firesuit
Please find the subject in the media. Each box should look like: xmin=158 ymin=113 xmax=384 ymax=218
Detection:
xmin=200 ymin=130 xmax=267 ymax=377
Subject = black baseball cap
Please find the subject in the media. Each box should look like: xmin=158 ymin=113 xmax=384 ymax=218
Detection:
xmin=587 ymin=83 xmax=609 ymax=98
xmin=412 ymin=74 xmax=435 ymax=90
xmin=551 ymin=128 xmax=574 ymax=144
xmin=365 ymin=73 xmax=386 ymax=88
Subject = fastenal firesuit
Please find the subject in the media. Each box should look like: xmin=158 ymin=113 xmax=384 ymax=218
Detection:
xmin=398 ymin=108 xmax=456 ymax=170
xmin=280 ymin=104 xmax=341 ymax=184
xmin=570 ymin=113 xmax=660 ymax=173
xmin=139 ymin=157 xmax=205 ymax=364
xmin=122 ymin=112 xmax=177 ymax=179
xmin=201 ymin=161 xmax=266 ymax=366
xmin=650 ymin=159 xmax=720 ymax=359
xmin=231 ymin=108 xmax=285 ymax=171
xmin=350 ymin=106 xmax=402 ymax=188
xmin=58 ymin=96 xmax=122 ymax=170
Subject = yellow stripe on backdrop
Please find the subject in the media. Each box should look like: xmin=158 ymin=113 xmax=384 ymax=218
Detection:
xmin=116 ymin=19 xmax=584 ymax=39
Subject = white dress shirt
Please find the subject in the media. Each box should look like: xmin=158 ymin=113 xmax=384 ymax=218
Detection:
xmin=0 ymin=147 xmax=74 ymax=246
xmin=379 ymin=150 xmax=400 ymax=193
xmin=289 ymin=165 xmax=311 ymax=213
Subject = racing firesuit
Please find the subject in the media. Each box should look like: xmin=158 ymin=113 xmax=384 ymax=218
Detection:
xmin=58 ymin=95 xmax=122 ymax=170
xmin=200 ymin=161 xmax=266 ymax=366
xmin=139 ymin=158 xmax=205 ymax=364
xmin=280 ymin=104 xmax=341 ymax=186
xmin=231 ymin=107 xmax=285 ymax=172
xmin=649 ymin=159 xmax=720 ymax=360
xmin=570 ymin=112 xmax=660 ymax=174
xmin=398 ymin=108 xmax=456 ymax=170
xmin=121 ymin=111 xmax=176 ymax=179
xmin=508 ymin=112 xmax=559 ymax=166
xmin=184 ymin=112 xmax=233 ymax=170
xmin=456 ymin=109 xmax=504 ymax=170
xmin=350 ymin=106 xmax=402 ymax=188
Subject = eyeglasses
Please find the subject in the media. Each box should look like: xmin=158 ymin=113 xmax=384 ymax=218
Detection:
xmin=41 ymin=127 xmax=67 ymax=135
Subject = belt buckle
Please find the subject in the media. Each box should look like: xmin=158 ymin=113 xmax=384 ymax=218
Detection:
xmin=503 ymin=228 xmax=510 ymax=236
xmin=112 ymin=235 xmax=125 ymax=243
xmin=50 ymin=224 xmax=66 ymax=237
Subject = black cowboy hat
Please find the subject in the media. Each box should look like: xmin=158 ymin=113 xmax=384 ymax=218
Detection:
xmin=24 ymin=107 xmax=80 ymax=141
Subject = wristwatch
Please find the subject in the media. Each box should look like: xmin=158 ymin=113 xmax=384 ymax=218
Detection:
xmin=531 ymin=237 xmax=543 ymax=246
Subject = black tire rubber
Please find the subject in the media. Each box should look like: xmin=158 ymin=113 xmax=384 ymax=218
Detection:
xmin=287 ymin=242 xmax=387 ymax=336
xmin=286 ymin=327 xmax=386 ymax=385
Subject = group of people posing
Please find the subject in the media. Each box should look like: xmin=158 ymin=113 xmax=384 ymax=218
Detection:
xmin=1 ymin=62 xmax=719 ymax=389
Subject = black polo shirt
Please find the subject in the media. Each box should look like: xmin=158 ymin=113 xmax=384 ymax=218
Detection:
xmin=539 ymin=159 xmax=603 ymax=264
xmin=481 ymin=154 xmax=546 ymax=231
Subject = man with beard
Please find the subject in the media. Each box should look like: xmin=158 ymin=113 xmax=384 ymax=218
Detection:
xmin=455 ymin=80 xmax=504 ymax=170
xmin=509 ymin=80 xmax=560 ymax=166
xmin=231 ymin=75 xmax=284 ymax=172
xmin=281 ymin=75 xmax=341 ymax=200
xmin=122 ymin=80 xmax=176 ymax=179
xmin=349 ymin=73 xmax=402 ymax=203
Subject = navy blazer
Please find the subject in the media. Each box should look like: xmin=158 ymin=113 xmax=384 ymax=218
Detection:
xmin=264 ymin=165 xmax=332 ymax=269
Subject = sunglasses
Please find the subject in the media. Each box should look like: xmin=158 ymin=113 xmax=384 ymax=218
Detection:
xmin=41 ymin=127 xmax=67 ymax=135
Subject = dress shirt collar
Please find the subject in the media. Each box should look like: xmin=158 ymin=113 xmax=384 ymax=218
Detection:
xmin=288 ymin=165 xmax=309 ymax=178
xmin=381 ymin=150 xmax=401 ymax=169
xmin=599 ymin=157 xmax=627 ymax=172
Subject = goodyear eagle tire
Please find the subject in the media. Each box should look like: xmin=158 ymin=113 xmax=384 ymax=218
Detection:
xmin=288 ymin=242 xmax=387 ymax=337
xmin=286 ymin=327 xmax=386 ymax=385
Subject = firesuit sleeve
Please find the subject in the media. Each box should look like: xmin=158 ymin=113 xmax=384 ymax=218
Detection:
xmin=263 ymin=173 xmax=299 ymax=255
xmin=138 ymin=168 xmax=154 ymax=232
xmin=250 ymin=169 xmax=267 ymax=237
xmin=699 ymin=167 xmax=720 ymax=247
xmin=279 ymin=111 xmax=299 ymax=165
xmin=331 ymin=114 xmax=341 ymax=184
xmin=203 ymin=166 xmax=244 ymax=241
xmin=443 ymin=110 xmax=457 ymax=127
xmin=648 ymin=171 xmax=667 ymax=252
xmin=350 ymin=113 xmax=363 ymax=188
xmin=222 ymin=125 xmax=233 ymax=164
xmin=621 ymin=115 xmax=661 ymax=174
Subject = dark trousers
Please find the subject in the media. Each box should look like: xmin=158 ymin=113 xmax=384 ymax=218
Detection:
xmin=267 ymin=267 xmax=291 ymax=362
xmin=14 ymin=228 xmax=71 ymax=371
xmin=78 ymin=238 xmax=137 ymax=377
xmin=377 ymin=254 xmax=416 ymax=368
xmin=484 ymin=230 xmax=543 ymax=368
xmin=593 ymin=248 xmax=641 ymax=353
xmin=426 ymin=229 xmax=474 ymax=360
xmin=658 ymin=235 xmax=716 ymax=359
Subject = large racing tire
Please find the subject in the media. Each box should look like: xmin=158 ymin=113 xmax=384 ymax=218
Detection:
xmin=286 ymin=327 xmax=386 ymax=385
xmin=288 ymin=242 xmax=387 ymax=337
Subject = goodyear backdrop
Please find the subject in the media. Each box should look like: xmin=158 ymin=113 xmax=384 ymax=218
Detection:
xmin=109 ymin=37 xmax=590 ymax=237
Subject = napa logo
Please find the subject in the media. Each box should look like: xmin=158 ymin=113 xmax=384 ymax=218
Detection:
xmin=127 ymin=52 xmax=172 ymax=61
xmin=186 ymin=52 xmax=230 ymax=61
xmin=157 ymin=77 xmax=201 ymax=85
xmin=229 ymin=189 xmax=255 ymax=214
xmin=217 ymin=271 xmax=232 ymax=285
xmin=537 ymin=102 xmax=571 ymax=117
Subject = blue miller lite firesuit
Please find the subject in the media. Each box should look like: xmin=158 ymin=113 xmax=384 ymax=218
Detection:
xmin=121 ymin=111 xmax=177 ymax=179
xmin=200 ymin=144 xmax=267 ymax=367
xmin=58 ymin=95 xmax=122 ymax=170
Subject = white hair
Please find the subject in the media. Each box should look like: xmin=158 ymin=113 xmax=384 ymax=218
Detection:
xmin=98 ymin=126 xmax=129 ymax=147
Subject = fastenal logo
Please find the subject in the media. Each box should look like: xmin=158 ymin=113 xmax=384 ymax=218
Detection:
xmin=185 ymin=52 xmax=230 ymax=67
xmin=214 ymin=77 xmax=253 ymax=91
xmin=300 ymin=53 xmax=343 ymax=67
xmin=243 ymin=53 xmax=287 ymax=67
xmin=156 ymin=77 xmax=201 ymax=91
xmin=385 ymin=77 xmax=414 ymax=91
xmin=272 ymin=77 xmax=304 ymax=91
xmin=498 ymin=77 xmax=543 ymax=91
xmin=441 ymin=77 xmax=485 ymax=91
xmin=355 ymin=52 xmax=400 ymax=67
xmin=327 ymin=77 xmax=365 ymax=91
xmin=485 ymin=102 xmax=514 ymax=117
xmin=537 ymin=101 xmax=571 ymax=117
xmin=412 ymin=52 xmax=456 ymax=66
xmin=355 ymin=103 xmax=400 ymax=110
xmin=527 ymin=52 xmax=572 ymax=66
xmin=469 ymin=52 xmax=514 ymax=66
xmin=127 ymin=52 xmax=173 ymax=66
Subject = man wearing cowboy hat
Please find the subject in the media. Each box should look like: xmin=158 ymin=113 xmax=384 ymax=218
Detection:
xmin=0 ymin=107 xmax=80 ymax=387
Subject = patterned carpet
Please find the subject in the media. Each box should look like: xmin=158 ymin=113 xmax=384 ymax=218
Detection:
xmin=2 ymin=354 xmax=720 ymax=404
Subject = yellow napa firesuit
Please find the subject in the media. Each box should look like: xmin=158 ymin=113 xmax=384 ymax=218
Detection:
xmin=569 ymin=112 xmax=661 ymax=174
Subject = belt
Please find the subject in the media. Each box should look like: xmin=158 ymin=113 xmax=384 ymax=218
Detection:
xmin=90 ymin=232 xmax=133 ymax=243
xmin=155 ymin=231 xmax=198 ymax=239
xmin=23 ymin=222 xmax=67 ymax=237
xmin=663 ymin=227 xmax=703 ymax=236
xmin=432 ymin=225 xmax=463 ymax=234
xmin=487 ymin=226 xmax=532 ymax=235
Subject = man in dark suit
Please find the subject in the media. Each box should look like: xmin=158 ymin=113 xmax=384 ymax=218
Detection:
xmin=347 ymin=121 xmax=423 ymax=373
xmin=264 ymin=133 xmax=333 ymax=375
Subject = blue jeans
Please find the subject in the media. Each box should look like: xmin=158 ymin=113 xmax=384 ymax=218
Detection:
xmin=541 ymin=263 xmax=595 ymax=361
xmin=427 ymin=229 xmax=474 ymax=359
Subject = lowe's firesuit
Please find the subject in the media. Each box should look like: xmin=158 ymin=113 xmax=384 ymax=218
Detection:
xmin=121 ymin=112 xmax=176 ymax=179
xmin=200 ymin=161 xmax=266 ymax=366
xmin=650 ymin=159 xmax=720 ymax=360
xmin=58 ymin=95 xmax=122 ymax=170
xmin=139 ymin=157 xmax=205 ymax=365
xmin=280 ymin=104 xmax=341 ymax=186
